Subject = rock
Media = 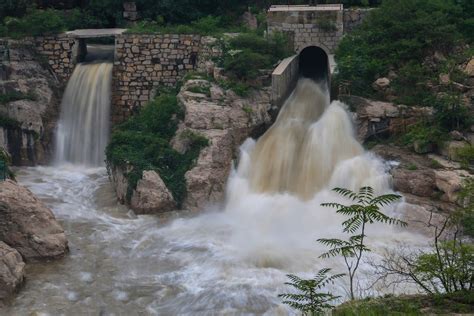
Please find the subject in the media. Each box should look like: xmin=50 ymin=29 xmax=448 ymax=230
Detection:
xmin=467 ymin=133 xmax=474 ymax=145
xmin=449 ymin=130 xmax=464 ymax=141
xmin=241 ymin=12 xmax=258 ymax=30
xmin=464 ymin=57 xmax=474 ymax=77
xmin=434 ymin=170 xmax=463 ymax=203
xmin=392 ymin=169 xmax=437 ymax=197
xmin=413 ymin=140 xmax=434 ymax=154
xmin=210 ymin=84 xmax=225 ymax=101
xmin=439 ymin=140 xmax=469 ymax=161
xmin=372 ymin=77 xmax=390 ymax=91
xmin=111 ymin=166 xmax=130 ymax=204
xmin=0 ymin=180 xmax=68 ymax=261
xmin=130 ymin=171 xmax=176 ymax=214
xmin=433 ymin=51 xmax=446 ymax=63
xmin=439 ymin=73 xmax=450 ymax=85
xmin=0 ymin=242 xmax=25 ymax=300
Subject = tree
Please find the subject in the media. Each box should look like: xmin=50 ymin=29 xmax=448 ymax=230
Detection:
xmin=318 ymin=187 xmax=405 ymax=300
xmin=279 ymin=268 xmax=344 ymax=316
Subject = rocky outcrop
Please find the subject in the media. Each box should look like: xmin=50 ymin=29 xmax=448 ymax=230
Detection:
xmin=0 ymin=180 xmax=68 ymax=261
xmin=373 ymin=145 xmax=470 ymax=210
xmin=342 ymin=95 xmax=433 ymax=142
xmin=130 ymin=171 xmax=176 ymax=214
xmin=175 ymin=79 xmax=272 ymax=211
xmin=0 ymin=241 xmax=25 ymax=300
xmin=0 ymin=39 xmax=61 ymax=166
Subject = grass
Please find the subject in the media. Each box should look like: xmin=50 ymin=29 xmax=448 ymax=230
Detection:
xmin=0 ymin=114 xmax=20 ymax=129
xmin=334 ymin=291 xmax=474 ymax=316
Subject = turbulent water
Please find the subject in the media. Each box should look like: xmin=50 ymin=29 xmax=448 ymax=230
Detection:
xmin=5 ymin=79 xmax=426 ymax=315
xmin=55 ymin=62 xmax=113 ymax=166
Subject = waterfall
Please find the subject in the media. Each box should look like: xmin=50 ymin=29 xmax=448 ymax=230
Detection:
xmin=245 ymin=78 xmax=387 ymax=199
xmin=55 ymin=62 xmax=113 ymax=166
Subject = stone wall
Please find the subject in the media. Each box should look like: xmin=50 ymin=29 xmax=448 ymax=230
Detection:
xmin=343 ymin=8 xmax=373 ymax=33
xmin=34 ymin=35 xmax=77 ymax=82
xmin=111 ymin=34 xmax=213 ymax=123
xmin=267 ymin=7 xmax=344 ymax=54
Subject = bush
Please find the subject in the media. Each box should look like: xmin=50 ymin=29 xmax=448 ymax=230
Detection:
xmin=401 ymin=122 xmax=447 ymax=150
xmin=335 ymin=0 xmax=471 ymax=98
xmin=2 ymin=8 xmax=65 ymax=38
xmin=106 ymin=92 xmax=208 ymax=206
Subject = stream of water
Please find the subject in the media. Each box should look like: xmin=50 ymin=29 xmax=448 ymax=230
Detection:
xmin=3 ymin=79 xmax=427 ymax=315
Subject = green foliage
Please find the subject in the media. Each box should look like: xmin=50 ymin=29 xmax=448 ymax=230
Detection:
xmin=279 ymin=268 xmax=344 ymax=315
xmin=459 ymin=179 xmax=474 ymax=237
xmin=0 ymin=91 xmax=36 ymax=105
xmin=318 ymin=187 xmax=404 ymax=300
xmin=106 ymin=92 xmax=208 ymax=206
xmin=414 ymin=240 xmax=473 ymax=293
xmin=0 ymin=115 xmax=20 ymax=129
xmin=433 ymin=93 xmax=472 ymax=131
xmin=407 ymin=163 xmax=418 ymax=171
xmin=335 ymin=0 xmax=473 ymax=101
xmin=127 ymin=16 xmax=243 ymax=36
xmin=401 ymin=122 xmax=447 ymax=150
xmin=221 ymin=32 xmax=291 ymax=81
xmin=456 ymin=145 xmax=474 ymax=169
xmin=218 ymin=79 xmax=252 ymax=97
xmin=334 ymin=291 xmax=474 ymax=316
xmin=1 ymin=8 xmax=65 ymax=38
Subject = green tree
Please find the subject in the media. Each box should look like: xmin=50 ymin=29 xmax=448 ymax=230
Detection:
xmin=279 ymin=268 xmax=344 ymax=316
xmin=318 ymin=187 xmax=405 ymax=300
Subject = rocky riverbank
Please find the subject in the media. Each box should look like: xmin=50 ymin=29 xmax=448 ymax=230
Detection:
xmin=0 ymin=179 xmax=68 ymax=301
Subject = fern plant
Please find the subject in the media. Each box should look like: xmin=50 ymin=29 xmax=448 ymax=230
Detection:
xmin=318 ymin=187 xmax=405 ymax=300
xmin=279 ymin=268 xmax=344 ymax=315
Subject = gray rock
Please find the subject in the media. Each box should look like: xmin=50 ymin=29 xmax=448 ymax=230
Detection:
xmin=0 ymin=180 xmax=68 ymax=261
xmin=131 ymin=171 xmax=176 ymax=214
xmin=0 ymin=241 xmax=25 ymax=300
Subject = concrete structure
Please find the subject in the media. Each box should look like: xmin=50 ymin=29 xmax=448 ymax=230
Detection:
xmin=269 ymin=4 xmax=371 ymax=108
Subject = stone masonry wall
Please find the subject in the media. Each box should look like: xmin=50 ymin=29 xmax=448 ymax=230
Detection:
xmin=267 ymin=8 xmax=344 ymax=54
xmin=112 ymin=34 xmax=204 ymax=123
xmin=34 ymin=35 xmax=77 ymax=82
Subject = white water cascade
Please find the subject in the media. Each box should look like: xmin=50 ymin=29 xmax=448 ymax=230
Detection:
xmin=55 ymin=62 xmax=113 ymax=166
xmin=5 ymin=78 xmax=426 ymax=314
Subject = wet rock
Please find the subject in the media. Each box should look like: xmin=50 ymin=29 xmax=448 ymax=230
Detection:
xmin=0 ymin=241 xmax=25 ymax=300
xmin=449 ymin=130 xmax=465 ymax=141
xmin=439 ymin=140 xmax=469 ymax=161
xmin=0 ymin=180 xmax=68 ymax=261
xmin=372 ymin=77 xmax=390 ymax=91
xmin=434 ymin=170 xmax=464 ymax=204
xmin=464 ymin=57 xmax=474 ymax=77
xmin=131 ymin=171 xmax=176 ymax=214
xmin=392 ymin=168 xmax=436 ymax=197
xmin=439 ymin=73 xmax=450 ymax=85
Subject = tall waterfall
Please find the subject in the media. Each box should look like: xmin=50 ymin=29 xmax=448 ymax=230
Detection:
xmin=55 ymin=62 xmax=113 ymax=166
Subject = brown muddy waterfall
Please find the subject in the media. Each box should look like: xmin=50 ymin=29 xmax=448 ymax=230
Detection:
xmin=55 ymin=62 xmax=113 ymax=166
xmin=4 ymin=76 xmax=426 ymax=314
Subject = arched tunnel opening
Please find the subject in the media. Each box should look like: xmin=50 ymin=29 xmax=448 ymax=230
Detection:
xmin=298 ymin=46 xmax=329 ymax=84
xmin=77 ymin=37 xmax=115 ymax=63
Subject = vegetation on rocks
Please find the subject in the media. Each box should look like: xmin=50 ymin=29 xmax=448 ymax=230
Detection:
xmin=105 ymin=91 xmax=208 ymax=207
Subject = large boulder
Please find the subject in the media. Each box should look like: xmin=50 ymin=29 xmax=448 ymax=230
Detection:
xmin=0 ymin=241 xmax=25 ymax=300
xmin=130 ymin=171 xmax=176 ymax=214
xmin=392 ymin=169 xmax=437 ymax=198
xmin=0 ymin=180 xmax=68 ymax=261
xmin=464 ymin=57 xmax=474 ymax=77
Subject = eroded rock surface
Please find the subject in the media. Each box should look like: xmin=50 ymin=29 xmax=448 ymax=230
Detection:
xmin=0 ymin=39 xmax=61 ymax=165
xmin=0 ymin=180 xmax=68 ymax=261
xmin=131 ymin=171 xmax=176 ymax=214
xmin=0 ymin=241 xmax=25 ymax=300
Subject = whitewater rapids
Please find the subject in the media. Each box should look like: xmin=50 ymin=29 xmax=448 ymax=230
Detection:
xmin=4 ymin=79 xmax=427 ymax=315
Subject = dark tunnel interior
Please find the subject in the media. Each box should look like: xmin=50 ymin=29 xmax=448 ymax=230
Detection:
xmin=298 ymin=46 xmax=329 ymax=83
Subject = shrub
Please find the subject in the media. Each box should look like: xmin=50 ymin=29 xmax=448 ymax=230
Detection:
xmin=456 ymin=145 xmax=474 ymax=169
xmin=0 ymin=91 xmax=35 ymax=105
xmin=318 ymin=187 xmax=404 ymax=300
xmin=106 ymin=92 xmax=208 ymax=206
xmin=401 ymin=122 xmax=447 ymax=149
xmin=0 ymin=115 xmax=20 ymax=129
xmin=2 ymin=9 xmax=65 ymax=38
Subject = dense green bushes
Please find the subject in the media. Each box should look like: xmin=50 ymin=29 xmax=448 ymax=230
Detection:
xmin=105 ymin=92 xmax=208 ymax=206
xmin=336 ymin=0 xmax=472 ymax=99
xmin=1 ymin=8 xmax=65 ymax=38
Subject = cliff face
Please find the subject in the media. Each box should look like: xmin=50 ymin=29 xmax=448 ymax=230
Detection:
xmin=0 ymin=39 xmax=62 ymax=166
